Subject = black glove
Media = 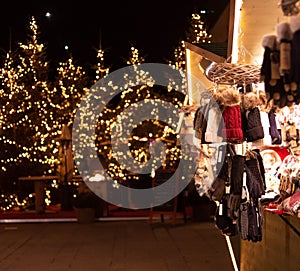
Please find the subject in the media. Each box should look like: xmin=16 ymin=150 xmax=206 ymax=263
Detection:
xmin=231 ymin=155 xmax=245 ymax=195
xmin=227 ymin=194 xmax=241 ymax=220
xmin=208 ymin=178 xmax=225 ymax=202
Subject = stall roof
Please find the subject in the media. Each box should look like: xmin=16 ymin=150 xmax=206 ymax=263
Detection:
xmin=229 ymin=0 xmax=287 ymax=65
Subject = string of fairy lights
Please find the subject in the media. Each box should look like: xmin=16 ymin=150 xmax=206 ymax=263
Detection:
xmin=0 ymin=13 xmax=212 ymax=211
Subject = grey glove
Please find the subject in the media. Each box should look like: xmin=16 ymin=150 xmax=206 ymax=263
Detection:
xmin=239 ymin=202 xmax=249 ymax=240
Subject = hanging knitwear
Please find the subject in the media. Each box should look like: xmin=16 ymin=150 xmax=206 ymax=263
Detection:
xmin=222 ymin=105 xmax=244 ymax=142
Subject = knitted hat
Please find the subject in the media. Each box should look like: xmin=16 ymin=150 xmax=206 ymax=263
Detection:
xmin=245 ymin=107 xmax=265 ymax=142
xmin=242 ymin=92 xmax=260 ymax=111
xmin=241 ymin=92 xmax=264 ymax=142
xmin=217 ymin=88 xmax=244 ymax=142
xmin=221 ymin=106 xmax=243 ymax=142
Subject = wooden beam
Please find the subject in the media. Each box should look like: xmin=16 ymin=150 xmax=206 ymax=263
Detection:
xmin=184 ymin=42 xmax=226 ymax=63
xmin=227 ymin=0 xmax=236 ymax=60
xmin=18 ymin=175 xmax=82 ymax=181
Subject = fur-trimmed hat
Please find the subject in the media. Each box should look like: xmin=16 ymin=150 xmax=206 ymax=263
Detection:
xmin=262 ymin=34 xmax=278 ymax=50
xmin=240 ymin=92 xmax=265 ymax=142
xmin=258 ymin=91 xmax=273 ymax=112
xmin=242 ymin=92 xmax=260 ymax=111
xmin=216 ymin=87 xmax=241 ymax=107
xmin=218 ymin=88 xmax=243 ymax=143
xmin=276 ymin=22 xmax=292 ymax=42
xmin=289 ymin=14 xmax=300 ymax=34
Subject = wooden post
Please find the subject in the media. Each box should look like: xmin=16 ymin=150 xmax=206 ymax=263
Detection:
xmin=34 ymin=180 xmax=46 ymax=214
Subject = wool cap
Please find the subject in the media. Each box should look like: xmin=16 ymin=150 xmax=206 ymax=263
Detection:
xmin=222 ymin=105 xmax=244 ymax=142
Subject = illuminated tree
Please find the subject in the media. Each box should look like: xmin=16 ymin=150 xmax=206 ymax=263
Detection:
xmin=90 ymin=45 xmax=185 ymax=188
xmin=169 ymin=13 xmax=212 ymax=70
xmin=185 ymin=13 xmax=212 ymax=44
xmin=169 ymin=40 xmax=186 ymax=70
xmin=0 ymin=51 xmax=22 ymax=180
xmin=52 ymin=57 xmax=89 ymax=125
xmin=9 ymin=16 xmax=60 ymax=176
xmin=94 ymin=48 xmax=110 ymax=82
xmin=126 ymin=46 xmax=145 ymax=65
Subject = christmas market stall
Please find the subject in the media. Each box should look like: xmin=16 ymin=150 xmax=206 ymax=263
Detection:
xmin=184 ymin=1 xmax=300 ymax=271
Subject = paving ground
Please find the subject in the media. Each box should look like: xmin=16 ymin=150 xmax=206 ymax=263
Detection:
xmin=0 ymin=220 xmax=237 ymax=271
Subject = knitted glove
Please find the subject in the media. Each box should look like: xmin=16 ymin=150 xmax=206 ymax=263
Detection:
xmin=239 ymin=201 xmax=249 ymax=240
xmin=231 ymin=155 xmax=245 ymax=195
xmin=227 ymin=194 xmax=241 ymax=220
xmin=252 ymin=149 xmax=266 ymax=190
xmin=247 ymin=201 xmax=263 ymax=242
xmin=208 ymin=177 xmax=225 ymax=202
xmin=245 ymin=158 xmax=265 ymax=199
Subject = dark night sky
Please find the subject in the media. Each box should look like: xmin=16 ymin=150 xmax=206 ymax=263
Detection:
xmin=0 ymin=0 xmax=229 ymax=71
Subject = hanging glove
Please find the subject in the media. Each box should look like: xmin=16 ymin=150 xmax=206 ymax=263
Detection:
xmin=245 ymin=156 xmax=265 ymax=199
xmin=247 ymin=201 xmax=263 ymax=242
xmin=238 ymin=201 xmax=249 ymax=240
xmin=231 ymin=155 xmax=245 ymax=195
xmin=227 ymin=193 xmax=241 ymax=220
xmin=215 ymin=198 xmax=230 ymax=231
xmin=208 ymin=177 xmax=225 ymax=202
